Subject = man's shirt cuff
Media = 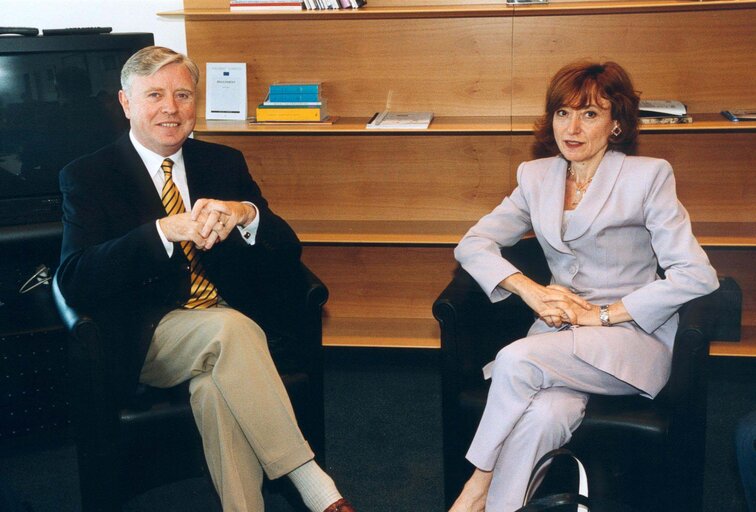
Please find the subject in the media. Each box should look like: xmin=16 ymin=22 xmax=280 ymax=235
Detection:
xmin=237 ymin=202 xmax=259 ymax=245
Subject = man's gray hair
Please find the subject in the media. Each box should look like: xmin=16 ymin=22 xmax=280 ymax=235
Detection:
xmin=121 ymin=46 xmax=200 ymax=94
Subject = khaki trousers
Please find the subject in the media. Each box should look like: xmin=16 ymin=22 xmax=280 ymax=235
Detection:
xmin=140 ymin=305 xmax=314 ymax=512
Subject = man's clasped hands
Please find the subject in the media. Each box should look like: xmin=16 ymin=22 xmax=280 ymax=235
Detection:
xmin=158 ymin=199 xmax=256 ymax=251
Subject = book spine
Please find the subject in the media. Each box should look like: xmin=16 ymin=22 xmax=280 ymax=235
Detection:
xmin=267 ymin=92 xmax=320 ymax=103
xmin=269 ymin=84 xmax=320 ymax=95
xmin=264 ymin=101 xmax=322 ymax=106
xmin=256 ymin=106 xmax=324 ymax=121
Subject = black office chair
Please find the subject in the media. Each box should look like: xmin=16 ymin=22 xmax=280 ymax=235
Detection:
xmin=53 ymin=263 xmax=328 ymax=512
xmin=433 ymin=237 xmax=723 ymax=512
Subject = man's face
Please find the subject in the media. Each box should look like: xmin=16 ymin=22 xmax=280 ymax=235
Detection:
xmin=118 ymin=62 xmax=196 ymax=156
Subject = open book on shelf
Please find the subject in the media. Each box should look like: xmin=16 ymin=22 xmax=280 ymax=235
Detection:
xmin=639 ymin=100 xmax=691 ymax=124
xmin=639 ymin=100 xmax=687 ymax=117
xmin=366 ymin=111 xmax=434 ymax=130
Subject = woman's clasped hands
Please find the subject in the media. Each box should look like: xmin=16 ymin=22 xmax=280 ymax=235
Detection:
xmin=503 ymin=273 xmax=598 ymax=328
xmin=538 ymin=284 xmax=599 ymax=328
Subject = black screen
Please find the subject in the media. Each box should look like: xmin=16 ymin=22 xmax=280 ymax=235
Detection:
xmin=0 ymin=33 xmax=153 ymax=226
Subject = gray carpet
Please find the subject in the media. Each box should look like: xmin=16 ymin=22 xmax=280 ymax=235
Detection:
xmin=0 ymin=349 xmax=751 ymax=512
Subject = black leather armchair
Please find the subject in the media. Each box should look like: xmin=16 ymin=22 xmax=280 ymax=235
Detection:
xmin=53 ymin=263 xmax=328 ymax=512
xmin=433 ymin=237 xmax=721 ymax=512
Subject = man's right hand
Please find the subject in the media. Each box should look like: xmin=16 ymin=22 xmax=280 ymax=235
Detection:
xmin=158 ymin=213 xmax=209 ymax=248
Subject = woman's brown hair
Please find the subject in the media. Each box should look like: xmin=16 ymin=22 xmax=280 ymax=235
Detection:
xmin=533 ymin=61 xmax=640 ymax=156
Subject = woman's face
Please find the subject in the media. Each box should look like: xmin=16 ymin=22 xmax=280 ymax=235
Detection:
xmin=552 ymin=96 xmax=616 ymax=166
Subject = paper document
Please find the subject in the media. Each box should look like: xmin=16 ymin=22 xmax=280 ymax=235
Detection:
xmin=366 ymin=111 xmax=434 ymax=129
xmin=639 ymin=100 xmax=687 ymax=117
xmin=206 ymin=63 xmax=247 ymax=120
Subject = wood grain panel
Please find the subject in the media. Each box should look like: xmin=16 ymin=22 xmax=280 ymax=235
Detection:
xmin=707 ymin=247 xmax=755 ymax=356
xmin=186 ymin=17 xmax=512 ymax=117
xmin=706 ymin=247 xmax=755 ymax=325
xmin=637 ymin=132 xmax=756 ymax=223
xmin=182 ymin=0 xmax=756 ymax=12
xmin=301 ymin=245 xmax=455 ymax=319
xmin=511 ymin=9 xmax=756 ymax=115
xmin=199 ymin=134 xmax=514 ymax=222
xmin=302 ymin=245 xmax=456 ymax=347
xmin=710 ymin=326 xmax=756 ymax=357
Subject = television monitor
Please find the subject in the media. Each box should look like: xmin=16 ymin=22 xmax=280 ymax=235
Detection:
xmin=0 ymin=32 xmax=154 ymax=227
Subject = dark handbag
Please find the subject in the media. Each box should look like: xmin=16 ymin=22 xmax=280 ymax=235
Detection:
xmin=516 ymin=448 xmax=591 ymax=512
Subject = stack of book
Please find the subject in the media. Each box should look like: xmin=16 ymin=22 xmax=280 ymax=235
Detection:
xmin=639 ymin=100 xmax=692 ymax=125
xmin=230 ymin=0 xmax=303 ymax=11
xmin=302 ymin=0 xmax=365 ymax=9
xmin=255 ymin=83 xmax=328 ymax=122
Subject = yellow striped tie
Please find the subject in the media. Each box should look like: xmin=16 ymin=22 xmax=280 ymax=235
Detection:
xmin=161 ymin=158 xmax=219 ymax=309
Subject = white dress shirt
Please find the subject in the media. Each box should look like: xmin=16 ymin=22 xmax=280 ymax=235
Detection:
xmin=129 ymin=131 xmax=260 ymax=256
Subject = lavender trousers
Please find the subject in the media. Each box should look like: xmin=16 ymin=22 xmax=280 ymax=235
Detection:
xmin=466 ymin=328 xmax=640 ymax=512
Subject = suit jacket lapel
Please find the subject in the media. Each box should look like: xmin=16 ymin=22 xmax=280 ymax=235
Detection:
xmin=113 ymin=134 xmax=167 ymax=222
xmin=538 ymin=157 xmax=571 ymax=254
xmin=563 ymin=150 xmax=625 ymax=242
xmin=182 ymin=138 xmax=212 ymax=208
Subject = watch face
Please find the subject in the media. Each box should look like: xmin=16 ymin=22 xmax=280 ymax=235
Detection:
xmin=600 ymin=306 xmax=610 ymax=326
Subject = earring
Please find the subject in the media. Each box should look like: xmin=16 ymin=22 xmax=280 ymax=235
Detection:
xmin=611 ymin=125 xmax=622 ymax=137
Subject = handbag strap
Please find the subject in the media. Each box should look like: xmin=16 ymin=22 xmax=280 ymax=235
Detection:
xmin=521 ymin=448 xmax=589 ymax=511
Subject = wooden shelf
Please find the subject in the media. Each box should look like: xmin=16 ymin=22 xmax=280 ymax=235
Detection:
xmin=695 ymin=223 xmax=756 ymax=247
xmin=162 ymin=1 xmax=755 ymax=20
xmin=184 ymin=0 xmax=755 ymax=353
xmin=195 ymin=115 xmax=756 ymax=135
xmin=197 ymin=117 xmax=511 ymax=133
xmin=710 ymin=325 xmax=756 ymax=357
xmin=328 ymin=321 xmax=756 ymax=353
xmin=291 ymin=219 xmax=474 ymax=245
xmin=508 ymin=0 xmax=756 ymax=16
xmin=322 ymin=317 xmax=439 ymax=348
xmin=288 ymin=220 xmax=756 ymax=246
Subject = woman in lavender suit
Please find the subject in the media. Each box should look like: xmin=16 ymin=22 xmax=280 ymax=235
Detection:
xmin=449 ymin=61 xmax=719 ymax=512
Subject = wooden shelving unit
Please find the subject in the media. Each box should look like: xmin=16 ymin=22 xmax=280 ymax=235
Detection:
xmin=196 ymin=115 xmax=756 ymax=135
xmin=172 ymin=0 xmax=756 ymax=353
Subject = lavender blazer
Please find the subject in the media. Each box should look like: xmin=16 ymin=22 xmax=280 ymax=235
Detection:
xmin=454 ymin=150 xmax=719 ymax=397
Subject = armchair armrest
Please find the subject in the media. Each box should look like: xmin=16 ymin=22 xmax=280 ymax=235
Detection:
xmin=434 ymin=238 xmax=550 ymax=388
xmin=52 ymin=272 xmax=96 ymax=336
xmin=660 ymin=282 xmax=725 ymax=407
xmin=434 ymin=266 xmax=534 ymax=388
xmin=302 ymin=262 xmax=329 ymax=311
xmin=52 ymin=272 xmax=119 ymax=438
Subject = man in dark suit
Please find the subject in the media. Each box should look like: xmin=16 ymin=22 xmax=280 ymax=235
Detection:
xmin=57 ymin=46 xmax=355 ymax=512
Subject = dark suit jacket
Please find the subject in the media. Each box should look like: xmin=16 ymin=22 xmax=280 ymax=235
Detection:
xmin=58 ymin=134 xmax=306 ymax=401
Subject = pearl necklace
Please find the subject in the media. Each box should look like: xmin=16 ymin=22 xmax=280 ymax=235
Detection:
xmin=568 ymin=164 xmax=594 ymax=207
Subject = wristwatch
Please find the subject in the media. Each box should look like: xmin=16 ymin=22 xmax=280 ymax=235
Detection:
xmin=599 ymin=305 xmax=611 ymax=327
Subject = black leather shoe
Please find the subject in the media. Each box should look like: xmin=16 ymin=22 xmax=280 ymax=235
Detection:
xmin=322 ymin=498 xmax=356 ymax=512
